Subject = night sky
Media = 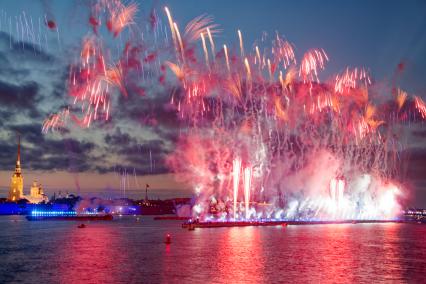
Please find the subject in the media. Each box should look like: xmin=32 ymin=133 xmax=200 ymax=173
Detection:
xmin=0 ymin=0 xmax=425 ymax=205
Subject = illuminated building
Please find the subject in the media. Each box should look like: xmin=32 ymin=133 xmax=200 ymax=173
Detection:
xmin=30 ymin=181 xmax=43 ymax=198
xmin=26 ymin=181 xmax=49 ymax=204
xmin=8 ymin=135 xmax=23 ymax=202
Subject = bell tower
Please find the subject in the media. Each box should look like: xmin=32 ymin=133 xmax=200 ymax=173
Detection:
xmin=9 ymin=134 xmax=23 ymax=201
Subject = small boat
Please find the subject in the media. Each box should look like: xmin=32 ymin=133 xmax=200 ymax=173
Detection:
xmin=77 ymin=224 xmax=86 ymax=228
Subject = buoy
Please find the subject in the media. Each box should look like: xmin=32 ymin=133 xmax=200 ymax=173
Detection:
xmin=282 ymin=223 xmax=288 ymax=227
xmin=188 ymin=223 xmax=195 ymax=230
xmin=165 ymin=234 xmax=171 ymax=244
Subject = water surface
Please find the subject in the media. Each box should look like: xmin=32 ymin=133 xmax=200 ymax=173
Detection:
xmin=0 ymin=216 xmax=425 ymax=283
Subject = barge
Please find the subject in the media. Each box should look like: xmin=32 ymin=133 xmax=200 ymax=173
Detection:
xmin=182 ymin=219 xmax=406 ymax=229
xmin=26 ymin=211 xmax=113 ymax=221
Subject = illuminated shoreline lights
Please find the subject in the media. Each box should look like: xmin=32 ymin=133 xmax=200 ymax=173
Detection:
xmin=30 ymin=210 xmax=101 ymax=217
xmin=31 ymin=210 xmax=77 ymax=217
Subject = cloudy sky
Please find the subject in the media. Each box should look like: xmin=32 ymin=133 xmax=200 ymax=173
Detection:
xmin=0 ymin=0 xmax=425 ymax=204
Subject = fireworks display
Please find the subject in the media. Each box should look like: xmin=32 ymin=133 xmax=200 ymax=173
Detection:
xmin=37 ymin=1 xmax=426 ymax=222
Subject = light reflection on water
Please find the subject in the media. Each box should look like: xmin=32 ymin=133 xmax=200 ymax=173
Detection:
xmin=0 ymin=216 xmax=425 ymax=283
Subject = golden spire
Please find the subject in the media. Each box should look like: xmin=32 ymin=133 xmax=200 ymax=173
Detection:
xmin=17 ymin=133 xmax=20 ymax=163
xmin=9 ymin=133 xmax=23 ymax=202
xmin=15 ymin=133 xmax=21 ymax=174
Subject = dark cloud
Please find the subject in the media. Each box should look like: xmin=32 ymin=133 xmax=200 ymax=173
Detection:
xmin=0 ymin=80 xmax=39 ymax=106
xmin=101 ymin=128 xmax=171 ymax=174
xmin=0 ymin=128 xmax=95 ymax=173
xmin=8 ymin=123 xmax=44 ymax=144
xmin=50 ymin=74 xmax=68 ymax=100
xmin=0 ymin=31 xmax=67 ymax=125
xmin=0 ymin=32 xmax=54 ymax=81
xmin=0 ymin=109 xmax=13 ymax=126
xmin=0 ymin=143 xmax=17 ymax=171
xmin=0 ymin=31 xmax=54 ymax=63
xmin=0 ymin=80 xmax=41 ymax=117
xmin=104 ymin=128 xmax=133 ymax=145
xmin=114 ymin=80 xmax=181 ymax=128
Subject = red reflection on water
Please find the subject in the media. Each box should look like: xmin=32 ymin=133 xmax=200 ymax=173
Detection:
xmin=164 ymin=243 xmax=171 ymax=253
xmin=56 ymin=224 xmax=121 ymax=284
xmin=381 ymin=223 xmax=403 ymax=281
xmin=320 ymin=224 xmax=357 ymax=282
xmin=216 ymin=227 xmax=265 ymax=283
xmin=294 ymin=223 xmax=404 ymax=282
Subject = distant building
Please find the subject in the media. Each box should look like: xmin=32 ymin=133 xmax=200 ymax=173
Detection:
xmin=30 ymin=181 xmax=43 ymax=197
xmin=8 ymin=136 xmax=23 ymax=201
xmin=26 ymin=181 xmax=48 ymax=204
xmin=404 ymin=209 xmax=426 ymax=222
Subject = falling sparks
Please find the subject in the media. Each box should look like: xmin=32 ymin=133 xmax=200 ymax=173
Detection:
xmin=200 ymin=32 xmax=209 ymax=69
xmin=223 ymin=44 xmax=230 ymax=73
xmin=335 ymin=67 xmax=371 ymax=94
xmin=299 ymin=48 xmax=328 ymax=82
xmin=206 ymin=27 xmax=215 ymax=58
xmin=106 ymin=2 xmax=138 ymax=37
xmin=244 ymin=57 xmax=251 ymax=80
xmin=173 ymin=22 xmax=185 ymax=64
xmin=415 ymin=96 xmax=426 ymax=119
xmin=238 ymin=29 xmax=244 ymax=57
xmin=42 ymin=108 xmax=70 ymax=133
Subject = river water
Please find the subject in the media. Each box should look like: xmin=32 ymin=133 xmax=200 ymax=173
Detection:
xmin=0 ymin=216 xmax=425 ymax=283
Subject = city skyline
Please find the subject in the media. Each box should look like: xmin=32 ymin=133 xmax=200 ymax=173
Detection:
xmin=0 ymin=139 xmax=189 ymax=199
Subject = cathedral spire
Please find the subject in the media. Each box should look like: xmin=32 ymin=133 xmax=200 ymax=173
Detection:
xmin=17 ymin=133 xmax=20 ymax=164
xmin=15 ymin=133 xmax=21 ymax=174
xmin=9 ymin=133 xmax=23 ymax=201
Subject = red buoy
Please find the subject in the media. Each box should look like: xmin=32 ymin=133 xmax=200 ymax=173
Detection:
xmin=165 ymin=234 xmax=171 ymax=244
xmin=46 ymin=20 xmax=56 ymax=30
